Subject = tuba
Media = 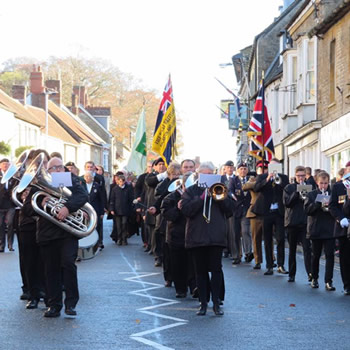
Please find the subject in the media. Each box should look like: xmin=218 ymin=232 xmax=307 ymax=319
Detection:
xmin=17 ymin=153 xmax=97 ymax=238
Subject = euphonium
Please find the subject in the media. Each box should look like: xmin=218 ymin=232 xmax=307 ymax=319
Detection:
xmin=17 ymin=153 xmax=97 ymax=238
xmin=203 ymin=183 xmax=228 ymax=223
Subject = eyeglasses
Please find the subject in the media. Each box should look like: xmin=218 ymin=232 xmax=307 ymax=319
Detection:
xmin=48 ymin=165 xmax=64 ymax=171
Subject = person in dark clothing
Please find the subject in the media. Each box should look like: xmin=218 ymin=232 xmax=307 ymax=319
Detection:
xmin=144 ymin=158 xmax=167 ymax=265
xmin=329 ymin=161 xmax=350 ymax=295
xmin=109 ymin=175 xmax=134 ymax=245
xmin=82 ymin=171 xmax=105 ymax=248
xmin=0 ymin=158 xmax=17 ymax=252
xmin=305 ymin=171 xmax=336 ymax=291
xmin=181 ymin=162 xmax=234 ymax=316
xmin=24 ymin=156 xmax=88 ymax=318
xmin=305 ymin=167 xmax=317 ymax=190
xmin=253 ymin=158 xmax=289 ymax=276
xmin=283 ymin=165 xmax=312 ymax=283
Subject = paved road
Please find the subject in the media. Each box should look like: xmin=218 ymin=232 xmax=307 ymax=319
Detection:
xmin=1 ymin=220 xmax=350 ymax=350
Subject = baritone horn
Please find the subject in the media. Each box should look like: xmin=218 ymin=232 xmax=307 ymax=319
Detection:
xmin=17 ymin=153 xmax=97 ymax=238
xmin=203 ymin=183 xmax=228 ymax=223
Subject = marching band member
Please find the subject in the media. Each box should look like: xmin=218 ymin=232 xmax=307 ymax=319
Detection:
xmin=181 ymin=162 xmax=234 ymax=316
xmin=330 ymin=161 xmax=350 ymax=295
xmin=253 ymin=158 xmax=289 ymax=276
xmin=283 ymin=166 xmax=311 ymax=283
xmin=305 ymin=171 xmax=335 ymax=290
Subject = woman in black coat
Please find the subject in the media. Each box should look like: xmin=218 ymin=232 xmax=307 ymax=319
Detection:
xmin=304 ymin=171 xmax=336 ymax=290
xmin=180 ymin=162 xmax=234 ymax=316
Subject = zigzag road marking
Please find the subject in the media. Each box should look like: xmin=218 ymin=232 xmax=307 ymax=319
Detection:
xmin=120 ymin=253 xmax=188 ymax=350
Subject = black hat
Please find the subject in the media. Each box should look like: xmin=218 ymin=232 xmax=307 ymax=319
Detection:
xmin=0 ymin=158 xmax=9 ymax=163
xmin=152 ymin=157 xmax=164 ymax=166
xmin=224 ymin=160 xmax=234 ymax=167
xmin=65 ymin=161 xmax=75 ymax=167
xmin=237 ymin=162 xmax=248 ymax=169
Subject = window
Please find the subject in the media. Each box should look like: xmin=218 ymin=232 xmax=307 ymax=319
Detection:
xmin=306 ymin=41 xmax=315 ymax=101
xmin=291 ymin=56 xmax=297 ymax=110
xmin=330 ymin=39 xmax=336 ymax=103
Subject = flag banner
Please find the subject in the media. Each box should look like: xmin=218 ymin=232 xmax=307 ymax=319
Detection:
xmin=151 ymin=75 xmax=176 ymax=166
xmin=126 ymin=108 xmax=147 ymax=175
xmin=247 ymin=84 xmax=275 ymax=161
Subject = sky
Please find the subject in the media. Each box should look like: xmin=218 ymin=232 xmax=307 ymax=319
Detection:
xmin=0 ymin=0 xmax=283 ymax=166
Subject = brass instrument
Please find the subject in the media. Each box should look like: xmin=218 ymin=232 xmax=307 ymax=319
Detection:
xmin=185 ymin=173 xmax=198 ymax=188
xmin=17 ymin=153 xmax=97 ymax=238
xmin=167 ymin=178 xmax=183 ymax=195
xmin=320 ymin=188 xmax=330 ymax=212
xmin=297 ymin=182 xmax=312 ymax=201
xmin=203 ymin=183 xmax=228 ymax=223
xmin=272 ymin=171 xmax=282 ymax=185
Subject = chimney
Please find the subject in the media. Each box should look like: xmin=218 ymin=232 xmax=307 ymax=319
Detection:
xmin=71 ymin=93 xmax=79 ymax=115
xmin=73 ymin=86 xmax=87 ymax=108
xmin=30 ymin=65 xmax=44 ymax=94
xmin=12 ymin=85 xmax=27 ymax=105
xmin=45 ymin=80 xmax=61 ymax=105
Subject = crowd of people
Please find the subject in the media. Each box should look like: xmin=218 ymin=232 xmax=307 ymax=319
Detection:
xmin=1 ymin=150 xmax=350 ymax=318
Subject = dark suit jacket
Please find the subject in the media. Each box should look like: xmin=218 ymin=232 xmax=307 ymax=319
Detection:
xmin=252 ymin=173 xmax=289 ymax=217
xmin=0 ymin=171 xmax=16 ymax=210
xmin=83 ymin=182 xmax=105 ymax=216
xmin=229 ymin=176 xmax=251 ymax=218
xmin=80 ymin=173 xmax=107 ymax=210
xmin=329 ymin=181 xmax=348 ymax=238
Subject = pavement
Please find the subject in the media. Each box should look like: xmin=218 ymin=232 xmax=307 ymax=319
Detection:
xmin=1 ymin=220 xmax=350 ymax=350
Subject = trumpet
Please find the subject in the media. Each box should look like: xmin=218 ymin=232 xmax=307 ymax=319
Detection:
xmin=272 ymin=171 xmax=282 ymax=185
xmin=203 ymin=183 xmax=228 ymax=223
xmin=167 ymin=178 xmax=183 ymax=195
xmin=321 ymin=188 xmax=330 ymax=212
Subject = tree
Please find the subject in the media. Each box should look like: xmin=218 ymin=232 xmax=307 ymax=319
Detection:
xmin=0 ymin=141 xmax=11 ymax=156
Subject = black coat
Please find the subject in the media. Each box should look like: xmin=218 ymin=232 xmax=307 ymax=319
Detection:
xmin=144 ymin=172 xmax=161 ymax=225
xmin=229 ymin=176 xmax=251 ymax=218
xmin=0 ymin=170 xmax=16 ymax=210
xmin=252 ymin=173 xmax=289 ymax=217
xmin=283 ymin=183 xmax=307 ymax=227
xmin=83 ymin=182 xmax=105 ymax=216
xmin=109 ymin=183 xmax=134 ymax=216
xmin=24 ymin=173 xmax=88 ymax=244
xmin=181 ymin=185 xmax=234 ymax=249
xmin=135 ymin=172 xmax=148 ymax=199
xmin=304 ymin=188 xmax=334 ymax=240
xmin=329 ymin=181 xmax=349 ymax=238
xmin=80 ymin=173 xmax=107 ymax=210
xmin=161 ymin=190 xmax=186 ymax=248
xmin=306 ymin=175 xmax=317 ymax=190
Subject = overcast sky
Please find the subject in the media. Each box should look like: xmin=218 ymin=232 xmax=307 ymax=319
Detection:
xmin=0 ymin=0 xmax=283 ymax=166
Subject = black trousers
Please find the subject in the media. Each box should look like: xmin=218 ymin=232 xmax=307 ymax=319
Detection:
xmin=287 ymin=225 xmax=311 ymax=278
xmin=191 ymin=246 xmax=224 ymax=305
xmin=18 ymin=229 xmax=45 ymax=300
xmin=263 ymin=211 xmax=285 ymax=269
xmin=96 ymin=216 xmax=103 ymax=245
xmin=169 ymin=245 xmax=188 ymax=293
xmin=162 ymin=240 xmax=171 ymax=281
xmin=115 ymin=215 xmax=128 ymax=242
xmin=311 ymin=239 xmax=335 ymax=283
xmin=40 ymin=236 xmax=79 ymax=310
xmin=338 ymin=236 xmax=350 ymax=290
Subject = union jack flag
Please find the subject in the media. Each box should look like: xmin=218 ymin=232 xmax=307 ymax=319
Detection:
xmin=152 ymin=75 xmax=177 ymax=166
xmin=247 ymin=84 xmax=275 ymax=161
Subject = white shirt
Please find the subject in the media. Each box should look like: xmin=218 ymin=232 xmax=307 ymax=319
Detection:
xmin=86 ymin=182 xmax=93 ymax=194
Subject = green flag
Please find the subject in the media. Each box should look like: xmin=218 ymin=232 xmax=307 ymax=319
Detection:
xmin=126 ymin=108 xmax=146 ymax=175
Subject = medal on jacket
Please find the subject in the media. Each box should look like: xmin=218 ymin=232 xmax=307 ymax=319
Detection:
xmin=338 ymin=195 xmax=346 ymax=204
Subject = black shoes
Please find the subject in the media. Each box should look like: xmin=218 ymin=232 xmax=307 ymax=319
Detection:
xmin=116 ymin=240 xmax=122 ymax=246
xmin=277 ymin=266 xmax=288 ymax=274
xmin=154 ymin=259 xmax=162 ymax=267
xmin=264 ymin=268 xmax=273 ymax=275
xmin=122 ymin=240 xmax=128 ymax=246
xmin=253 ymin=263 xmax=261 ymax=270
xmin=311 ymin=279 xmax=319 ymax=288
xmin=44 ymin=307 xmax=61 ymax=318
xmin=232 ymin=259 xmax=241 ymax=265
xmin=196 ymin=303 xmax=207 ymax=316
xmin=26 ymin=299 xmax=39 ymax=309
xmin=9 ymin=247 xmax=14 ymax=251
xmin=164 ymin=280 xmax=172 ymax=287
xmin=65 ymin=307 xmax=77 ymax=316
xmin=176 ymin=293 xmax=186 ymax=298
xmin=288 ymin=276 xmax=295 ymax=282
xmin=325 ymin=283 xmax=335 ymax=291
xmin=344 ymin=288 xmax=350 ymax=295
xmin=213 ymin=304 xmax=224 ymax=316
xmin=245 ymin=253 xmax=254 ymax=263
xmin=20 ymin=292 xmax=30 ymax=301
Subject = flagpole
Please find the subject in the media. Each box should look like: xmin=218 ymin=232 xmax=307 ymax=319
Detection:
xmin=261 ymin=77 xmax=265 ymax=172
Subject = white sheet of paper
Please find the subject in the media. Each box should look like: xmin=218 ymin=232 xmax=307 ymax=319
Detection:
xmin=268 ymin=163 xmax=282 ymax=174
xmin=315 ymin=194 xmax=330 ymax=204
xmin=198 ymin=174 xmax=221 ymax=188
xmin=51 ymin=172 xmax=72 ymax=188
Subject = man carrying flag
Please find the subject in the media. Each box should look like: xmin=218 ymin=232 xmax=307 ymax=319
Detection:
xmin=126 ymin=108 xmax=147 ymax=175
xmin=247 ymin=83 xmax=275 ymax=162
xmin=152 ymin=75 xmax=177 ymax=165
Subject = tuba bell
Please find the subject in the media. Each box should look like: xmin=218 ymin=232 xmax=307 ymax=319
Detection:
xmin=17 ymin=153 xmax=97 ymax=238
xmin=167 ymin=178 xmax=183 ymax=195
